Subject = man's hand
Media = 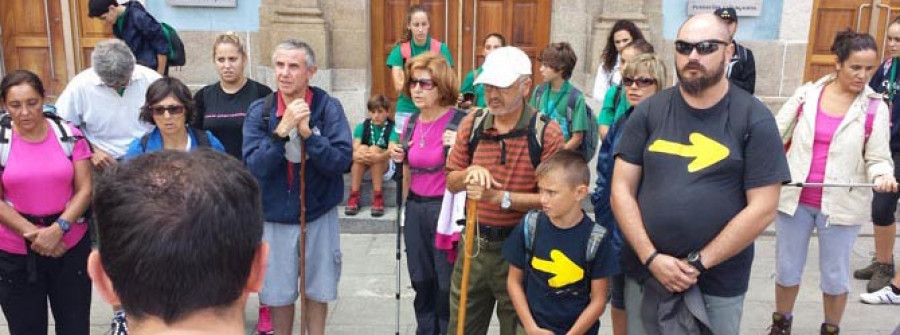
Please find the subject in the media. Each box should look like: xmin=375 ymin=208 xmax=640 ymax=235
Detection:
xmin=91 ymin=147 xmax=117 ymax=170
xmin=24 ymin=225 xmax=64 ymax=257
xmin=464 ymin=165 xmax=501 ymax=201
xmin=294 ymin=99 xmax=312 ymax=139
xmin=647 ymin=254 xmax=698 ymax=293
xmin=874 ymin=174 xmax=899 ymax=193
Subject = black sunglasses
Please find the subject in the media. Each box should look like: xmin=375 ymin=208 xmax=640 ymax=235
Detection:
xmin=408 ymin=78 xmax=436 ymax=90
xmin=674 ymin=40 xmax=729 ymax=56
xmin=146 ymin=105 xmax=185 ymax=116
xmin=622 ymin=77 xmax=657 ymax=88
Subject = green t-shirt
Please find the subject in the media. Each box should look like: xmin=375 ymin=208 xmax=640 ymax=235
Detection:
xmin=598 ymin=84 xmax=630 ymax=126
xmin=460 ymin=67 xmax=485 ymax=108
xmin=529 ymin=81 xmax=589 ymax=141
xmin=353 ymin=120 xmax=399 ymax=149
xmin=386 ymin=35 xmax=455 ymax=114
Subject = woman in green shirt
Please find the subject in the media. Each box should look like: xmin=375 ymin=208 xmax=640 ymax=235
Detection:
xmin=386 ymin=5 xmax=455 ymax=135
xmin=459 ymin=33 xmax=506 ymax=109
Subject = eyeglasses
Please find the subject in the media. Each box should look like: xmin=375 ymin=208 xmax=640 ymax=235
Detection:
xmin=622 ymin=77 xmax=657 ymax=88
xmin=408 ymin=78 xmax=436 ymax=90
xmin=147 ymin=105 xmax=185 ymax=116
xmin=674 ymin=40 xmax=729 ymax=56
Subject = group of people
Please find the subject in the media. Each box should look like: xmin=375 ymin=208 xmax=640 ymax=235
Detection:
xmin=1 ymin=2 xmax=900 ymax=335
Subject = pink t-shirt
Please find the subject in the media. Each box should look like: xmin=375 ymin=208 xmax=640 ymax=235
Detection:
xmin=0 ymin=120 xmax=91 ymax=254
xmin=404 ymin=110 xmax=455 ymax=197
xmin=799 ymin=103 xmax=844 ymax=208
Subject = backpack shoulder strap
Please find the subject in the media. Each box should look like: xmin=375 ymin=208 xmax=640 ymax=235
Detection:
xmin=361 ymin=119 xmax=373 ymax=145
xmin=585 ymin=221 xmax=608 ymax=263
xmin=140 ymin=133 xmax=151 ymax=153
xmin=522 ymin=210 xmax=541 ymax=258
xmin=44 ymin=112 xmax=78 ymax=158
xmin=261 ymin=94 xmax=276 ymax=128
xmin=534 ymin=83 xmax=548 ymax=107
xmin=865 ymin=98 xmax=879 ymax=142
xmin=0 ymin=114 xmax=12 ymax=169
xmin=193 ymin=128 xmax=211 ymax=147
xmin=401 ymin=113 xmax=419 ymax=154
xmin=566 ymin=87 xmax=582 ymax=121
xmin=430 ymin=38 xmax=442 ymax=54
xmin=382 ymin=119 xmax=395 ymax=146
xmin=401 ymin=41 xmax=412 ymax=60
xmin=467 ymin=109 xmax=490 ymax=165
xmin=527 ymin=111 xmax=549 ymax=169
xmin=446 ymin=108 xmax=467 ymax=132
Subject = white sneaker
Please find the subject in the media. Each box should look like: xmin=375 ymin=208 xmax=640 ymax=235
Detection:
xmin=859 ymin=286 xmax=900 ymax=305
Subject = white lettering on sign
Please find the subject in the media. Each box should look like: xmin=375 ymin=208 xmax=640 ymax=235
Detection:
xmin=687 ymin=0 xmax=763 ymax=16
xmin=166 ymin=0 xmax=236 ymax=7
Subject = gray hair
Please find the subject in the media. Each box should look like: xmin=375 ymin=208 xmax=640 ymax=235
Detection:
xmin=91 ymin=39 xmax=136 ymax=87
xmin=272 ymin=39 xmax=316 ymax=68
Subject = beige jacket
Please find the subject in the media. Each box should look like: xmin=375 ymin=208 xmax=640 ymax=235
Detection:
xmin=775 ymin=74 xmax=893 ymax=225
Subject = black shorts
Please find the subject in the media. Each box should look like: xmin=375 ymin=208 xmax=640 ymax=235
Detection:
xmin=871 ymin=153 xmax=900 ymax=226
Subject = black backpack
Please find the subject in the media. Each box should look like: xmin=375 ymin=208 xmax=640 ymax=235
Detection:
xmin=466 ymin=108 xmax=551 ymax=169
xmin=0 ymin=111 xmax=82 ymax=171
xmin=361 ymin=118 xmax=395 ymax=148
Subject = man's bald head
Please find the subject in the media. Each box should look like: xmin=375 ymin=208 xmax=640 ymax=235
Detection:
xmin=678 ymin=13 xmax=732 ymax=42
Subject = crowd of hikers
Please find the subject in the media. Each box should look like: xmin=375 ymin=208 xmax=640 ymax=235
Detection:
xmin=0 ymin=1 xmax=899 ymax=335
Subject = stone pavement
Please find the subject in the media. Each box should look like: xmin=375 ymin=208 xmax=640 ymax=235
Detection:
xmin=1 ymin=233 xmax=898 ymax=334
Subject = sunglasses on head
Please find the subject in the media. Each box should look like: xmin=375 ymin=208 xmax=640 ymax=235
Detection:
xmin=674 ymin=39 xmax=729 ymax=56
xmin=146 ymin=105 xmax=185 ymax=116
xmin=622 ymin=77 xmax=657 ymax=88
xmin=408 ymin=78 xmax=436 ymax=90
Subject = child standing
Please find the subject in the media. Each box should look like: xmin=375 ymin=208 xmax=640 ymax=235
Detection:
xmin=531 ymin=43 xmax=591 ymax=152
xmin=346 ymin=95 xmax=397 ymax=217
xmin=503 ymin=150 xmax=619 ymax=335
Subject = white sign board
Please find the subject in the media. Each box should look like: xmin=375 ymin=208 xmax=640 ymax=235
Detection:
xmin=166 ymin=0 xmax=236 ymax=7
xmin=687 ymin=0 xmax=763 ymax=17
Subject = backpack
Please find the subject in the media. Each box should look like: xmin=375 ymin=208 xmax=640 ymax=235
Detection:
xmin=534 ymin=83 xmax=599 ymax=161
xmin=466 ymin=108 xmax=551 ymax=169
xmin=401 ymin=108 xmax=467 ymax=173
xmin=783 ymin=96 xmax=878 ymax=152
xmin=361 ymin=118 xmax=396 ymax=149
xmin=0 ymin=111 xmax=82 ymax=170
xmin=400 ymin=38 xmax=442 ymax=61
xmin=160 ymin=22 xmax=186 ymax=66
xmin=139 ymin=128 xmax=211 ymax=152
xmin=521 ymin=210 xmax=607 ymax=289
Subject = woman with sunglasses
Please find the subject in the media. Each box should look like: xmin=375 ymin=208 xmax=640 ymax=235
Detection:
xmin=769 ymin=30 xmax=898 ymax=335
xmin=125 ymin=77 xmax=225 ymax=159
xmin=597 ymin=39 xmax=654 ymax=140
xmin=591 ymin=54 xmax=666 ymax=335
xmin=593 ymin=20 xmax=644 ymax=107
xmin=389 ymin=53 xmax=461 ymax=335
xmin=0 ymin=70 xmax=93 ymax=335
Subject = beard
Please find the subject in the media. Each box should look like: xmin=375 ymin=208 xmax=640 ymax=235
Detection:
xmin=677 ymin=60 xmax=725 ymax=96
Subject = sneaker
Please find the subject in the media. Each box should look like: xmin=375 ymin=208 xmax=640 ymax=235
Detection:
xmin=256 ymin=305 xmax=274 ymax=335
xmin=860 ymin=285 xmax=900 ymax=305
xmin=345 ymin=190 xmax=361 ymax=216
xmin=767 ymin=312 xmax=792 ymax=335
xmin=821 ymin=323 xmax=840 ymax=335
xmin=866 ymin=262 xmax=896 ymax=293
xmin=371 ymin=191 xmax=385 ymax=217
xmin=854 ymin=258 xmax=878 ymax=280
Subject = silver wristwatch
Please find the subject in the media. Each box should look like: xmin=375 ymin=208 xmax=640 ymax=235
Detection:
xmin=500 ymin=191 xmax=512 ymax=210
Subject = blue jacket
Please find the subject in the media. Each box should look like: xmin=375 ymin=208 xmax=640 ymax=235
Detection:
xmin=868 ymin=58 xmax=900 ymax=153
xmin=114 ymin=1 xmax=169 ymax=70
xmin=123 ymin=127 xmax=225 ymax=159
xmin=590 ymin=107 xmax=632 ymax=268
xmin=243 ymin=87 xmax=352 ymax=224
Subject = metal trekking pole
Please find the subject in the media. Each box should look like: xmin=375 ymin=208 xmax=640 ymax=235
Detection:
xmin=456 ymin=198 xmax=478 ymax=335
xmin=785 ymin=182 xmax=877 ymax=188
xmin=394 ymin=160 xmax=404 ymax=335
xmin=299 ymin=140 xmax=309 ymax=335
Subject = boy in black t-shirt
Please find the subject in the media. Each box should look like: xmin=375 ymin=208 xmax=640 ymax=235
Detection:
xmin=503 ymin=150 xmax=619 ymax=335
xmin=346 ymin=95 xmax=397 ymax=217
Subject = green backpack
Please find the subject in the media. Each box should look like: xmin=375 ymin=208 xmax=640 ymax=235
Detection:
xmin=159 ymin=22 xmax=186 ymax=66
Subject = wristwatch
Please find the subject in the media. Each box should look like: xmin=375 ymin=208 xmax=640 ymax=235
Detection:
xmin=686 ymin=251 xmax=707 ymax=274
xmin=500 ymin=191 xmax=512 ymax=210
xmin=55 ymin=218 xmax=71 ymax=234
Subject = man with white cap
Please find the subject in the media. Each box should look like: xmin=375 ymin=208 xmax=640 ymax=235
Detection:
xmin=445 ymin=46 xmax=565 ymax=335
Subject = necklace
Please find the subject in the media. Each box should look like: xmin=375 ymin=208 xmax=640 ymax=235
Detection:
xmin=418 ymin=120 xmax=438 ymax=148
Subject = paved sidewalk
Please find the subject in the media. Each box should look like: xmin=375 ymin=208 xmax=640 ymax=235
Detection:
xmin=1 ymin=234 xmax=898 ymax=334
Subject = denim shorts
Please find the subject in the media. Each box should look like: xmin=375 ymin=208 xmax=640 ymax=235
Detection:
xmin=260 ymin=208 xmax=342 ymax=306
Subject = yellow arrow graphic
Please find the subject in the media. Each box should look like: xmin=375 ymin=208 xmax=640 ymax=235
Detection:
xmin=531 ymin=249 xmax=584 ymax=288
xmin=648 ymin=132 xmax=730 ymax=172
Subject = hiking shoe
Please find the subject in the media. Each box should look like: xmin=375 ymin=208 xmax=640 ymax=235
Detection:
xmin=371 ymin=191 xmax=385 ymax=217
xmin=866 ymin=262 xmax=895 ymax=293
xmin=821 ymin=323 xmax=840 ymax=335
xmin=345 ymin=191 xmax=361 ymax=216
xmin=256 ymin=305 xmax=273 ymax=335
xmin=854 ymin=258 xmax=878 ymax=280
xmin=767 ymin=312 xmax=792 ymax=335
xmin=860 ymin=285 xmax=900 ymax=304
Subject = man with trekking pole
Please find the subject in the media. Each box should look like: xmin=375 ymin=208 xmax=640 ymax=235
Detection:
xmin=243 ymin=39 xmax=352 ymax=335
xmin=445 ymin=46 xmax=565 ymax=335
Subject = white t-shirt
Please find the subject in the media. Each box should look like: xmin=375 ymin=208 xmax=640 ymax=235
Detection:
xmin=592 ymin=57 xmax=622 ymax=104
xmin=56 ymin=65 xmax=160 ymax=159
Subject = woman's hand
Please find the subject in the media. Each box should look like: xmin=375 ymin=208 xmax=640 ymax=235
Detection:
xmin=390 ymin=145 xmax=405 ymax=163
xmin=874 ymin=174 xmax=899 ymax=193
xmin=24 ymin=225 xmax=64 ymax=257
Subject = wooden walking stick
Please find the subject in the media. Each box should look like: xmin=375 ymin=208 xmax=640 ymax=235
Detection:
xmin=456 ymin=198 xmax=478 ymax=335
xmin=299 ymin=139 xmax=309 ymax=335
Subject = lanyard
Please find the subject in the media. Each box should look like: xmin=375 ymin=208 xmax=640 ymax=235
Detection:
xmin=542 ymin=81 xmax=570 ymax=119
xmin=889 ymin=58 xmax=898 ymax=102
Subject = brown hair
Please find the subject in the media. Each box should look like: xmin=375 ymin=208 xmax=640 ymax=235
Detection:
xmin=602 ymin=20 xmax=645 ymax=72
xmin=398 ymin=5 xmax=429 ymax=44
xmin=538 ymin=42 xmax=578 ymax=80
xmin=1 ymin=70 xmax=44 ymax=102
xmin=139 ymin=77 xmax=195 ymax=125
xmin=367 ymin=94 xmax=392 ymax=112
xmin=212 ymin=32 xmax=247 ymax=59
xmin=535 ymin=150 xmax=590 ymax=187
xmin=403 ymin=53 xmax=459 ymax=107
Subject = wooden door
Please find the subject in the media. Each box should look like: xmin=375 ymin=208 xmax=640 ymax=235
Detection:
xmin=1 ymin=0 xmax=68 ymax=99
xmin=874 ymin=0 xmax=900 ymax=60
xmin=72 ymin=0 xmax=115 ymax=71
xmin=371 ymin=0 xmax=551 ymax=100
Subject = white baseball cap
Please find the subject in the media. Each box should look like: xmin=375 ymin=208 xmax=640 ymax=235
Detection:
xmin=474 ymin=46 xmax=532 ymax=88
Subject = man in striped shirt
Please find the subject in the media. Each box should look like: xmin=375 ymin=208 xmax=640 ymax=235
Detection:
xmin=445 ymin=46 xmax=565 ymax=335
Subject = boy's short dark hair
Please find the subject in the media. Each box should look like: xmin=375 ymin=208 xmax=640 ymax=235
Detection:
xmin=88 ymin=0 xmax=118 ymax=17
xmin=93 ymin=150 xmax=264 ymax=323
xmin=535 ymin=150 xmax=589 ymax=187
xmin=367 ymin=94 xmax=392 ymax=112
xmin=538 ymin=42 xmax=578 ymax=80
